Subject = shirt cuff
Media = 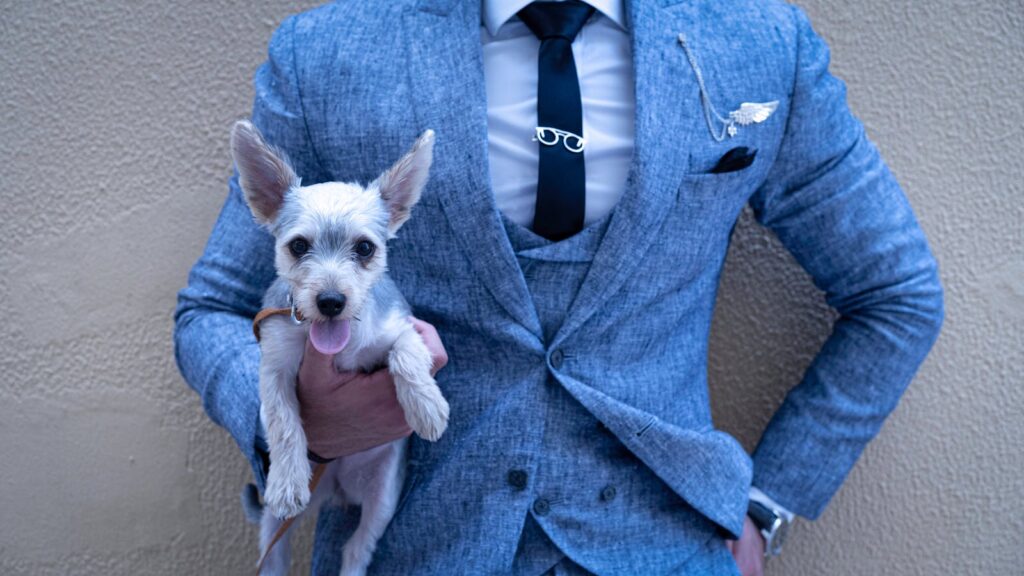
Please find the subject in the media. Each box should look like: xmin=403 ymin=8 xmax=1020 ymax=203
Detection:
xmin=749 ymin=486 xmax=796 ymax=523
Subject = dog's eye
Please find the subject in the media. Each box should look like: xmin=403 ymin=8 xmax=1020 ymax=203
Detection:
xmin=354 ymin=240 xmax=375 ymax=259
xmin=288 ymin=237 xmax=310 ymax=257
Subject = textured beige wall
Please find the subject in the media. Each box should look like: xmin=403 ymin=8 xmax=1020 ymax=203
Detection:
xmin=0 ymin=1 xmax=1020 ymax=574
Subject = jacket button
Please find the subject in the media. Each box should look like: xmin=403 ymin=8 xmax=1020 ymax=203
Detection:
xmin=533 ymin=498 xmax=551 ymax=516
xmin=507 ymin=469 xmax=528 ymax=490
xmin=550 ymin=349 xmax=564 ymax=369
xmin=600 ymin=485 xmax=617 ymax=502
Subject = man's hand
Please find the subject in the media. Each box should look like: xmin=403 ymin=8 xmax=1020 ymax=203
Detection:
xmin=410 ymin=316 xmax=448 ymax=375
xmin=296 ymin=315 xmax=448 ymax=460
xmin=726 ymin=515 xmax=766 ymax=576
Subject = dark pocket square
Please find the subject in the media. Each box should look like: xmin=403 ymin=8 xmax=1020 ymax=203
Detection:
xmin=709 ymin=147 xmax=757 ymax=174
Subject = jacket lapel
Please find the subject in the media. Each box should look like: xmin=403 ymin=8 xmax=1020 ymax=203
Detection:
xmin=552 ymin=0 xmax=697 ymax=348
xmin=403 ymin=0 xmax=544 ymax=340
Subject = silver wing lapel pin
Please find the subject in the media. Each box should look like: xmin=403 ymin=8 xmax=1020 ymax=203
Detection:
xmin=726 ymin=101 xmax=780 ymax=137
xmin=677 ymin=33 xmax=780 ymax=141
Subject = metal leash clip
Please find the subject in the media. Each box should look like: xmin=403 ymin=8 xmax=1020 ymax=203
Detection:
xmin=287 ymin=293 xmax=305 ymax=325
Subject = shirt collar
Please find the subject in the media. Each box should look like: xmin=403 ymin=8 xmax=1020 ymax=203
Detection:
xmin=482 ymin=0 xmax=627 ymax=36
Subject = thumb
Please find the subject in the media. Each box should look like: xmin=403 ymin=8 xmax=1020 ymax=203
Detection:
xmin=300 ymin=337 xmax=339 ymax=380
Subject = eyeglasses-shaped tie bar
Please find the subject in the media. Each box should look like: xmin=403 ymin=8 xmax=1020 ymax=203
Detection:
xmin=533 ymin=126 xmax=586 ymax=153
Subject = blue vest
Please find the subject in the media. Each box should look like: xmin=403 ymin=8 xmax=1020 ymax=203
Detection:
xmin=501 ymin=214 xmax=723 ymax=574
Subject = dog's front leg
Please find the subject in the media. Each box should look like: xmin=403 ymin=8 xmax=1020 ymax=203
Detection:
xmin=388 ymin=324 xmax=449 ymax=441
xmin=259 ymin=319 xmax=312 ymax=519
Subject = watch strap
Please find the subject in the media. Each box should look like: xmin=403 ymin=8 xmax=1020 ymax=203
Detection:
xmin=747 ymin=499 xmax=777 ymax=531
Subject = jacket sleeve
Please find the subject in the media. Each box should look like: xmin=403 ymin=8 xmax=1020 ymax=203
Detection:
xmin=746 ymin=5 xmax=944 ymax=520
xmin=172 ymin=15 xmax=324 ymax=491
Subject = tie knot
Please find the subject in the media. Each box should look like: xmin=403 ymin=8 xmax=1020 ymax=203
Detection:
xmin=517 ymin=1 xmax=595 ymax=42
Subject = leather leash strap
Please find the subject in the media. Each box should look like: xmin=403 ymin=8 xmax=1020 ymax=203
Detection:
xmin=252 ymin=307 xmax=299 ymax=342
xmin=255 ymin=462 xmax=328 ymax=574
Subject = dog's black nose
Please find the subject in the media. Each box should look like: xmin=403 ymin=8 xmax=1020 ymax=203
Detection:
xmin=316 ymin=292 xmax=346 ymax=317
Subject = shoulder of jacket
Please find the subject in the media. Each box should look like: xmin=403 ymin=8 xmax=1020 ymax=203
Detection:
xmin=282 ymin=1 xmax=417 ymax=40
xmin=684 ymin=0 xmax=800 ymax=37
xmin=701 ymin=1 xmax=807 ymax=68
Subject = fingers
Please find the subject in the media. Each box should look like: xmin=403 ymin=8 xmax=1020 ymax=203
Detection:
xmin=298 ymin=338 xmax=358 ymax=393
xmin=410 ymin=316 xmax=449 ymax=375
xmin=302 ymin=367 xmax=413 ymax=459
xmin=301 ymin=337 xmax=336 ymax=374
xmin=361 ymin=369 xmax=415 ymax=438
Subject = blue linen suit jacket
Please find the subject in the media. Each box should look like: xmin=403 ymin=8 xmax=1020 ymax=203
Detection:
xmin=174 ymin=0 xmax=944 ymax=571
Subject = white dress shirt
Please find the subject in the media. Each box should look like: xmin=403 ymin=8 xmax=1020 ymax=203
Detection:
xmin=482 ymin=0 xmax=634 ymax=228
xmin=480 ymin=0 xmax=795 ymax=523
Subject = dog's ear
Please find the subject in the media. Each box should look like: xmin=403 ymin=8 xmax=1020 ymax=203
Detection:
xmin=230 ymin=120 xmax=298 ymax=224
xmin=373 ymin=130 xmax=435 ymax=235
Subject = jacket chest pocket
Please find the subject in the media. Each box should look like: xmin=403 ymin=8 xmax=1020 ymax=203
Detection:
xmin=657 ymin=155 xmax=767 ymax=270
xmin=680 ymin=145 xmax=768 ymax=198
xmin=675 ymin=164 xmax=763 ymax=233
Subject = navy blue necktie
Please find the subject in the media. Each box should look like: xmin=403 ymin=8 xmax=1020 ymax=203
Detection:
xmin=518 ymin=1 xmax=594 ymax=241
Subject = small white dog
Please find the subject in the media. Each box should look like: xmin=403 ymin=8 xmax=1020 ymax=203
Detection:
xmin=230 ymin=120 xmax=449 ymax=576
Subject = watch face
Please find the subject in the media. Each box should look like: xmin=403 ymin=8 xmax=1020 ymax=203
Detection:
xmin=767 ymin=517 xmax=789 ymax=556
xmin=749 ymin=500 xmax=791 ymax=557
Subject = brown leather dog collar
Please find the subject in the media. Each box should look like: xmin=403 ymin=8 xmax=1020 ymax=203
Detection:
xmin=252 ymin=307 xmax=305 ymax=342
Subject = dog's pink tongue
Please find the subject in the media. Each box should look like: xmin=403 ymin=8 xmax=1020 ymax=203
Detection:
xmin=309 ymin=318 xmax=351 ymax=355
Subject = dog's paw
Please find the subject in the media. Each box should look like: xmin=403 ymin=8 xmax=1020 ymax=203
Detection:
xmin=400 ymin=381 xmax=450 ymax=442
xmin=265 ymin=465 xmax=311 ymax=519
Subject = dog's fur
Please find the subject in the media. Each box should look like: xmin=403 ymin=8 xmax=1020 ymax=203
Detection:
xmin=231 ymin=121 xmax=449 ymax=576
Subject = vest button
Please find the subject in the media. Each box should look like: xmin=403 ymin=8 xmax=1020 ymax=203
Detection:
xmin=549 ymin=349 xmax=564 ymax=369
xmin=507 ymin=469 xmax=528 ymax=490
xmin=533 ymin=498 xmax=551 ymax=516
xmin=600 ymin=485 xmax=617 ymax=502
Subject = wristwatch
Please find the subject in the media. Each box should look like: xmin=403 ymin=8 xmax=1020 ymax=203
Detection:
xmin=747 ymin=499 xmax=792 ymax=558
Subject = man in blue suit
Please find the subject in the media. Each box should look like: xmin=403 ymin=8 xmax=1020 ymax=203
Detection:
xmin=174 ymin=1 xmax=944 ymax=574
